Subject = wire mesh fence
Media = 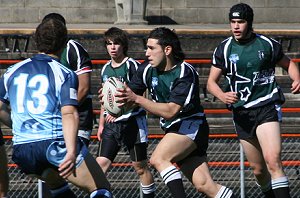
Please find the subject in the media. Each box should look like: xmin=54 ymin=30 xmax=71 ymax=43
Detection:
xmin=3 ymin=134 xmax=300 ymax=198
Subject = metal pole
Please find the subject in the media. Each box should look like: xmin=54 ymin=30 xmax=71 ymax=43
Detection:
xmin=240 ymin=143 xmax=245 ymax=198
xmin=38 ymin=179 xmax=43 ymax=198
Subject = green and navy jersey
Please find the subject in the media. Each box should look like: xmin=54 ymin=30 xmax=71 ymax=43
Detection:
xmin=0 ymin=54 xmax=78 ymax=145
xmin=212 ymin=33 xmax=285 ymax=109
xmin=129 ymin=61 xmax=205 ymax=130
xmin=60 ymin=40 xmax=93 ymax=132
xmin=101 ymin=58 xmax=146 ymax=121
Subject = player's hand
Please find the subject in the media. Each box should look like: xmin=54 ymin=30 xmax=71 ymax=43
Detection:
xmin=291 ymin=80 xmax=300 ymax=94
xmin=115 ymin=83 xmax=137 ymax=106
xmin=105 ymin=114 xmax=117 ymax=123
xmin=221 ymin=92 xmax=239 ymax=104
xmin=58 ymin=152 xmax=76 ymax=179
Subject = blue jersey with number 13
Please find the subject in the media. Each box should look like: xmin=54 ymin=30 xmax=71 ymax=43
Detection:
xmin=0 ymin=54 xmax=78 ymax=145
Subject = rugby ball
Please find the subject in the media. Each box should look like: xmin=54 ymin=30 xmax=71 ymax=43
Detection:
xmin=102 ymin=77 xmax=125 ymax=117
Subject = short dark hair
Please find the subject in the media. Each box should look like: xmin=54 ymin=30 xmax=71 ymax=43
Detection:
xmin=42 ymin=13 xmax=66 ymax=25
xmin=34 ymin=18 xmax=67 ymax=54
xmin=104 ymin=27 xmax=129 ymax=56
xmin=148 ymin=27 xmax=185 ymax=61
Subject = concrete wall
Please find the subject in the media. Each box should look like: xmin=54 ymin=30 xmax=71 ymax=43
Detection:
xmin=0 ymin=0 xmax=300 ymax=24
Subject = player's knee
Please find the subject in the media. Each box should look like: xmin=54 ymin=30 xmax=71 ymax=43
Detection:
xmin=149 ymin=155 xmax=162 ymax=169
xmin=96 ymin=157 xmax=111 ymax=173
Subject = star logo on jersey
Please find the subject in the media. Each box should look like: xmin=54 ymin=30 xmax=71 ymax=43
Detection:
xmin=239 ymin=87 xmax=251 ymax=101
xmin=226 ymin=57 xmax=251 ymax=93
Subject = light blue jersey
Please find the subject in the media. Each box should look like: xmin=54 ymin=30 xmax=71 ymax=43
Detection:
xmin=0 ymin=54 xmax=78 ymax=145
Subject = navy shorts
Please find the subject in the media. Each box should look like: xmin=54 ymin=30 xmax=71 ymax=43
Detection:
xmin=12 ymin=138 xmax=88 ymax=176
xmin=233 ymin=103 xmax=281 ymax=139
xmin=165 ymin=116 xmax=209 ymax=161
xmin=0 ymin=130 xmax=4 ymax=146
xmin=98 ymin=116 xmax=148 ymax=162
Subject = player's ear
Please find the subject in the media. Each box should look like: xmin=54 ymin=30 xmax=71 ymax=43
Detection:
xmin=164 ymin=45 xmax=172 ymax=56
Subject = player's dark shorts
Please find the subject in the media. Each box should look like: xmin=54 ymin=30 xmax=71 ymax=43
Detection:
xmin=0 ymin=129 xmax=4 ymax=146
xmin=165 ymin=116 xmax=209 ymax=161
xmin=233 ymin=103 xmax=281 ymax=140
xmin=98 ymin=115 xmax=148 ymax=162
xmin=12 ymin=138 xmax=88 ymax=176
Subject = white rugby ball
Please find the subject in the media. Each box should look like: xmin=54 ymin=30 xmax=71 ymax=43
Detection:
xmin=102 ymin=77 xmax=125 ymax=117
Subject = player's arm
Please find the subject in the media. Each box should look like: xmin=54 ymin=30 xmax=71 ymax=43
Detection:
xmin=0 ymin=101 xmax=12 ymax=128
xmin=207 ymin=66 xmax=238 ymax=104
xmin=277 ymin=55 xmax=300 ymax=94
xmin=77 ymin=72 xmax=91 ymax=104
xmin=67 ymin=40 xmax=92 ymax=104
xmin=117 ymin=84 xmax=181 ymax=120
xmin=59 ymin=105 xmax=79 ymax=179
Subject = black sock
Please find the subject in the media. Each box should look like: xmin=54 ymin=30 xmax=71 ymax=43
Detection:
xmin=272 ymin=176 xmax=291 ymax=198
xmin=263 ymin=189 xmax=275 ymax=198
xmin=166 ymin=179 xmax=186 ymax=198
xmin=273 ymin=187 xmax=291 ymax=198
xmin=160 ymin=166 xmax=186 ymax=198
xmin=215 ymin=186 xmax=234 ymax=198
xmin=141 ymin=183 xmax=155 ymax=198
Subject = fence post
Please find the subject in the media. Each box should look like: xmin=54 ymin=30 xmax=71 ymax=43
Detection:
xmin=38 ymin=179 xmax=43 ymax=198
xmin=240 ymin=143 xmax=245 ymax=198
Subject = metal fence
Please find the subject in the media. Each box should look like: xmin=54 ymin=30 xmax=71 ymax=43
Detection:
xmin=3 ymin=134 xmax=300 ymax=198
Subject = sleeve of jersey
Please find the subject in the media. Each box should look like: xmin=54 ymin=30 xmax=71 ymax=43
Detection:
xmin=128 ymin=62 xmax=147 ymax=96
xmin=211 ymin=44 xmax=226 ymax=70
xmin=271 ymin=39 xmax=285 ymax=63
xmin=67 ymin=41 xmax=92 ymax=75
xmin=60 ymin=72 xmax=79 ymax=107
xmin=169 ymin=67 xmax=194 ymax=106
xmin=0 ymin=77 xmax=9 ymax=104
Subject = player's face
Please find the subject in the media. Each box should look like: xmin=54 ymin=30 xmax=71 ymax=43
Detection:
xmin=146 ymin=38 xmax=166 ymax=69
xmin=106 ymin=39 xmax=124 ymax=59
xmin=230 ymin=19 xmax=249 ymax=40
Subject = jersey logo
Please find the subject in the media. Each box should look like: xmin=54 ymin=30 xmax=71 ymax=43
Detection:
xmin=169 ymin=82 xmax=173 ymax=91
xmin=227 ymin=55 xmax=251 ymax=100
xmin=21 ymin=119 xmax=45 ymax=132
xmin=229 ymin=54 xmax=239 ymax=64
xmin=253 ymin=69 xmax=275 ymax=86
xmin=239 ymin=87 xmax=251 ymax=101
xmin=258 ymin=50 xmax=265 ymax=60
xmin=151 ymin=77 xmax=158 ymax=88
xmin=103 ymin=75 xmax=108 ymax=82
